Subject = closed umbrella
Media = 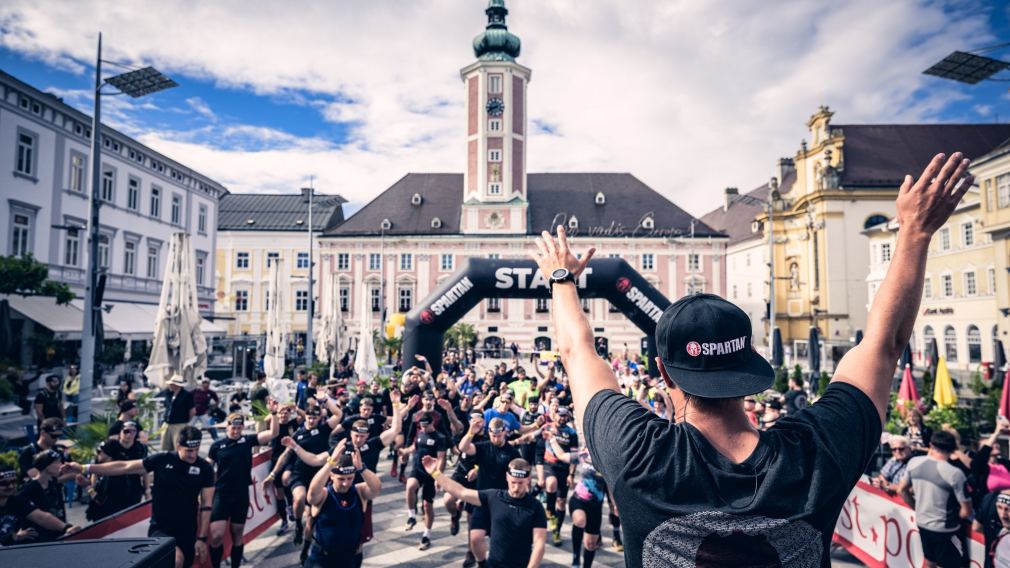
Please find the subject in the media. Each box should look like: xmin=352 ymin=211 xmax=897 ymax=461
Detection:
xmin=353 ymin=291 xmax=379 ymax=382
xmin=314 ymin=272 xmax=347 ymax=381
xmin=897 ymin=364 xmax=920 ymax=417
xmin=0 ymin=299 xmax=13 ymax=358
xmin=145 ymin=234 xmax=207 ymax=388
xmin=771 ymin=327 xmax=783 ymax=368
xmin=854 ymin=329 xmax=864 ymax=346
xmin=927 ymin=337 xmax=939 ymax=369
xmin=900 ymin=344 xmax=913 ymax=370
xmin=807 ymin=326 xmax=821 ymax=388
xmin=933 ymin=357 xmax=957 ymax=408
xmin=995 ymin=340 xmax=1007 ymax=387
xmin=1000 ymin=370 xmax=1010 ymax=419
xmin=263 ymin=260 xmax=291 ymax=404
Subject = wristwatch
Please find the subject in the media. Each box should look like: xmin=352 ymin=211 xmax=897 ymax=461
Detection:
xmin=549 ymin=268 xmax=575 ymax=288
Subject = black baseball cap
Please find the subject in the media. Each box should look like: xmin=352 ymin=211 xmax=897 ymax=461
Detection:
xmin=656 ymin=294 xmax=773 ymax=398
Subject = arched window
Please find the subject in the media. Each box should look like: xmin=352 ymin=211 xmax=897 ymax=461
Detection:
xmin=944 ymin=326 xmax=958 ymax=363
xmin=967 ymin=325 xmax=981 ymax=363
xmin=864 ymin=214 xmax=889 ymax=230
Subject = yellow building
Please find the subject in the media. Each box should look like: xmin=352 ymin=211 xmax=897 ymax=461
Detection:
xmin=971 ymin=140 xmax=1010 ymax=356
xmin=863 ymin=193 xmax=998 ymax=373
xmin=757 ymin=106 xmax=1010 ymax=358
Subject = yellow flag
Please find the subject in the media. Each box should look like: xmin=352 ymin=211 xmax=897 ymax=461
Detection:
xmin=933 ymin=357 xmax=957 ymax=408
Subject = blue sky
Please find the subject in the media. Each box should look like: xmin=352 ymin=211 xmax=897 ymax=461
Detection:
xmin=1 ymin=1 xmax=1009 ymax=216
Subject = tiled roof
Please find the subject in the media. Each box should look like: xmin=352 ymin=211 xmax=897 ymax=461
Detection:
xmin=699 ymin=184 xmax=770 ymax=246
xmin=833 ymin=124 xmax=1010 ymax=187
xmin=218 ymin=191 xmax=347 ymax=231
xmin=324 ymin=173 xmax=722 ymax=238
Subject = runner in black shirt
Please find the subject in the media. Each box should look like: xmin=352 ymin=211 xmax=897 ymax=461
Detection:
xmin=17 ymin=450 xmax=70 ymax=542
xmin=0 ymin=464 xmax=76 ymax=546
xmin=18 ymin=418 xmax=65 ymax=482
xmin=536 ymin=406 xmax=578 ymax=545
xmin=206 ymin=412 xmax=279 ymax=568
xmin=333 ymin=398 xmax=388 ymax=441
xmin=445 ymin=409 xmax=486 ymax=551
xmin=63 ymin=426 xmax=215 ymax=568
xmin=86 ymin=423 xmax=148 ymax=521
xmin=459 ymin=416 xmax=521 ymax=566
xmin=402 ymin=412 xmax=448 ymax=550
xmin=425 ymin=456 xmax=547 ymax=568
xmin=269 ymin=404 xmax=299 ymax=536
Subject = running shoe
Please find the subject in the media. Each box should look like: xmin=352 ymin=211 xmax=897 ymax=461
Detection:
xmin=547 ymin=516 xmax=557 ymax=533
xmin=450 ymin=511 xmax=461 ymax=536
xmin=293 ymin=524 xmax=303 ymax=545
xmin=462 ymin=551 xmax=477 ymax=567
xmin=419 ymin=535 xmax=431 ymax=550
xmin=552 ymin=527 xmax=562 ymax=546
xmin=287 ymin=505 xmax=295 ymax=522
xmin=406 ymin=516 xmax=417 ymax=531
xmin=276 ymin=520 xmax=289 ymax=536
xmin=611 ymin=540 xmax=624 ymax=553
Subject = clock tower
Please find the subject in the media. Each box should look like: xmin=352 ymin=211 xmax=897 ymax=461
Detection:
xmin=460 ymin=0 xmax=530 ymax=234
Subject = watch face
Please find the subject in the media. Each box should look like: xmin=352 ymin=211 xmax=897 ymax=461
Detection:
xmin=485 ymin=97 xmax=505 ymax=117
xmin=551 ymin=268 xmax=570 ymax=280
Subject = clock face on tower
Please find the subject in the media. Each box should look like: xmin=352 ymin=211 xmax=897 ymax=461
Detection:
xmin=485 ymin=97 xmax=505 ymax=117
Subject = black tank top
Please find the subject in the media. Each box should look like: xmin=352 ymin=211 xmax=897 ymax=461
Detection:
xmin=312 ymin=485 xmax=363 ymax=553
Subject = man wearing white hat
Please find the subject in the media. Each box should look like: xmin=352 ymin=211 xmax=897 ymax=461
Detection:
xmin=161 ymin=375 xmax=195 ymax=451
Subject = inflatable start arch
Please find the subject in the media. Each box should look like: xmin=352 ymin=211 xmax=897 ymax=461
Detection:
xmin=402 ymin=258 xmax=671 ymax=376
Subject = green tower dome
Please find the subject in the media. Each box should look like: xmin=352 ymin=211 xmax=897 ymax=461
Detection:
xmin=472 ymin=0 xmax=521 ymax=61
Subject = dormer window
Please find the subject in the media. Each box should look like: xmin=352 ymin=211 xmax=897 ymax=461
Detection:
xmin=380 ymin=219 xmax=392 ymax=231
xmin=641 ymin=216 xmax=654 ymax=230
xmin=595 ymin=192 xmax=606 ymax=205
xmin=431 ymin=217 xmax=442 ymax=229
xmin=568 ymin=216 xmax=579 ymax=230
xmin=411 ymin=193 xmax=423 ymax=206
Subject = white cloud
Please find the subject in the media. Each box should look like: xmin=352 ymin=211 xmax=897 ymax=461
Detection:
xmin=185 ymin=97 xmax=215 ymax=120
xmin=0 ymin=0 xmax=994 ymax=216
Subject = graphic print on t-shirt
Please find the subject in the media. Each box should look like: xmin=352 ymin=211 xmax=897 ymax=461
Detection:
xmin=641 ymin=511 xmax=822 ymax=568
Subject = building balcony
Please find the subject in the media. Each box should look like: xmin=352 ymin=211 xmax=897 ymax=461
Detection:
xmin=47 ymin=263 xmax=215 ymax=301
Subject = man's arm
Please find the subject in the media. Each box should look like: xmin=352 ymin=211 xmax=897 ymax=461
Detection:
xmin=257 ymin=413 xmax=280 ymax=446
xmin=379 ymin=402 xmax=407 ymax=447
xmin=281 ymin=437 xmax=327 ymax=467
xmin=195 ymin=486 xmax=213 ymax=563
xmin=62 ymin=459 xmax=147 ymax=477
xmin=357 ymin=467 xmax=381 ymax=501
xmin=897 ymin=477 xmax=915 ymax=509
xmin=423 ymin=456 xmax=481 ymax=506
xmin=528 ymin=528 xmax=547 ymax=568
xmin=26 ymin=508 xmax=74 ymax=534
xmin=531 ymin=228 xmax=614 ymax=434
xmin=832 ymin=153 xmax=973 ymax=422
xmin=34 ymin=400 xmax=44 ymax=423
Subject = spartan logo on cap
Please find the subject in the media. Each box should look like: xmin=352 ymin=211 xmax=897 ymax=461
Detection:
xmin=616 ymin=277 xmax=631 ymax=293
xmin=420 ymin=309 xmax=435 ymax=325
xmin=686 ymin=342 xmax=702 ymax=357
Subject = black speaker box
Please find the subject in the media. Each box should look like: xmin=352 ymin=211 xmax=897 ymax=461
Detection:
xmin=0 ymin=537 xmax=176 ymax=567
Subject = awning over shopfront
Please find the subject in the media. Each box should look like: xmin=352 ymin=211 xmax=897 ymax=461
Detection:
xmin=1 ymin=295 xmax=226 ymax=341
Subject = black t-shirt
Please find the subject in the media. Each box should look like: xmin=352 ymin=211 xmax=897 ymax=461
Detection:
xmin=340 ymin=413 xmax=386 ymax=440
xmin=584 ymin=382 xmax=880 ymax=568
xmin=335 ymin=436 xmax=385 ymax=473
xmin=784 ymin=389 xmax=809 ymax=415
xmin=208 ymin=434 xmax=260 ymax=493
xmin=413 ymin=430 xmax=448 ymax=471
xmin=142 ymin=452 xmax=215 ymax=530
xmin=34 ymin=389 xmax=62 ymax=420
xmin=473 ymin=440 xmax=520 ymax=491
xmin=96 ymin=439 xmax=148 ymax=504
xmin=163 ymin=389 xmax=195 ymax=424
xmin=271 ymin=419 xmax=299 ymax=460
xmin=292 ymin=422 xmax=333 ymax=474
xmin=479 ymin=489 xmax=547 ymax=567
xmin=18 ymin=478 xmax=65 ymax=542
xmin=0 ymin=494 xmax=36 ymax=546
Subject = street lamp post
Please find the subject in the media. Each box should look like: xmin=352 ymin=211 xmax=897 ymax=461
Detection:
xmin=305 ymin=181 xmax=314 ymax=368
xmin=730 ymin=177 xmax=782 ymax=359
xmin=78 ymin=33 xmax=177 ymax=424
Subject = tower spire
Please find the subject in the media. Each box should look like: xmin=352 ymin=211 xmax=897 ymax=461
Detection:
xmin=473 ymin=0 xmax=521 ymax=61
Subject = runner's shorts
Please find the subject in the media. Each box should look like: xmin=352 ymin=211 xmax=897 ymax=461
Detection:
xmin=211 ymin=490 xmax=250 ymax=524
xmin=569 ymin=495 xmax=603 ymax=534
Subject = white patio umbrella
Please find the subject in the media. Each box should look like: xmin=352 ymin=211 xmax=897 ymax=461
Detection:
xmin=353 ymin=289 xmax=379 ymax=382
xmin=314 ymin=272 xmax=347 ymax=380
xmin=263 ymin=259 xmax=291 ymax=403
xmin=145 ymin=233 xmax=207 ymax=388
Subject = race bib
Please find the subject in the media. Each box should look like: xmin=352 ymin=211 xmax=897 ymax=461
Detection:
xmin=310 ymin=429 xmax=319 ymax=436
xmin=361 ymin=444 xmax=370 ymax=451
xmin=188 ymin=466 xmax=201 ymax=475
xmin=426 ymin=439 xmax=435 ymax=446
xmin=368 ymin=418 xmax=375 ymax=424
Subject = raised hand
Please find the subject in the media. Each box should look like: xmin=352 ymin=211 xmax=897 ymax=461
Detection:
xmin=351 ymin=448 xmax=363 ymax=471
xmin=895 ymin=152 xmax=973 ymax=241
xmin=468 ymin=417 xmax=482 ymax=436
xmin=421 ymin=455 xmax=440 ymax=476
xmin=530 ymin=226 xmax=596 ymax=278
xmin=280 ymin=436 xmax=296 ymax=448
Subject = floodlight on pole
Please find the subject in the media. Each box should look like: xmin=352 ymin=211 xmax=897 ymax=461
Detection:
xmin=79 ymin=32 xmax=177 ymax=425
xmin=923 ymin=48 xmax=1010 ymax=84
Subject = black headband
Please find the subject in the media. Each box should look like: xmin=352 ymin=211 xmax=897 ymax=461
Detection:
xmin=352 ymin=426 xmax=370 ymax=434
xmin=0 ymin=470 xmax=16 ymax=481
xmin=507 ymin=468 xmax=530 ymax=479
xmin=183 ymin=439 xmax=201 ymax=449
xmin=229 ymin=418 xmax=245 ymax=426
xmin=332 ymin=465 xmax=356 ymax=475
xmin=999 ymin=494 xmax=1010 ymax=506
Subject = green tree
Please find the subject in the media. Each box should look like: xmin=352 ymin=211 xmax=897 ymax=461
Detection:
xmin=0 ymin=254 xmax=74 ymax=304
xmin=817 ymin=370 xmax=831 ymax=396
xmin=772 ymin=366 xmax=788 ymax=393
xmin=444 ymin=323 xmax=478 ymax=350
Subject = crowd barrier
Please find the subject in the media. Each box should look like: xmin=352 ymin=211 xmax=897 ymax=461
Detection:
xmin=833 ymin=475 xmax=986 ymax=567
xmin=64 ymin=454 xmax=992 ymax=567
xmin=66 ymin=449 xmax=278 ymax=567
